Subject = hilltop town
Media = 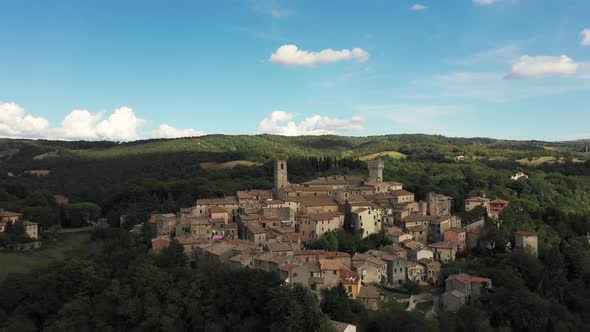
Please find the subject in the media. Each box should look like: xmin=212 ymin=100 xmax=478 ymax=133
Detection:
xmin=146 ymin=159 xmax=538 ymax=313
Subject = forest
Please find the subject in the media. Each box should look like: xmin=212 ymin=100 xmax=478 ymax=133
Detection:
xmin=1 ymin=134 xmax=590 ymax=331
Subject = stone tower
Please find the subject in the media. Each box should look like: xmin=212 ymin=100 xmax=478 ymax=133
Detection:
xmin=274 ymin=160 xmax=288 ymax=193
xmin=367 ymin=159 xmax=384 ymax=183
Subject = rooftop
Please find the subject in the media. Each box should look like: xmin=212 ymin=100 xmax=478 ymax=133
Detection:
xmin=428 ymin=241 xmax=456 ymax=250
xmin=197 ymin=196 xmax=238 ymax=205
xmin=390 ymin=189 xmax=414 ymax=196
xmin=358 ymin=285 xmax=380 ymax=299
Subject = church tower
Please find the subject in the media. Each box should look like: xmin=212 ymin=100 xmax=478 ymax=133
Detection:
xmin=367 ymin=159 xmax=384 ymax=183
xmin=274 ymin=160 xmax=288 ymax=193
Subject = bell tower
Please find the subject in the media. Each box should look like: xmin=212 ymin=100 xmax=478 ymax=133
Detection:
xmin=367 ymin=159 xmax=384 ymax=183
xmin=274 ymin=160 xmax=288 ymax=193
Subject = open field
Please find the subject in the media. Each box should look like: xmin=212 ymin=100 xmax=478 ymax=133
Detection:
xmin=0 ymin=232 xmax=97 ymax=282
xmin=199 ymin=160 xmax=260 ymax=170
xmin=517 ymin=156 xmax=585 ymax=166
xmin=357 ymin=151 xmax=407 ymax=161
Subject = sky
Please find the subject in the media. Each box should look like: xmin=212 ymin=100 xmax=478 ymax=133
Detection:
xmin=1 ymin=0 xmax=590 ymax=141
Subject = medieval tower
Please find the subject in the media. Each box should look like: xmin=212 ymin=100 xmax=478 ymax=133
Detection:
xmin=367 ymin=159 xmax=385 ymax=183
xmin=274 ymin=160 xmax=288 ymax=193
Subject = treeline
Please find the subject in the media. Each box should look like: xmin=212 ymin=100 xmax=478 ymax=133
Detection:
xmin=0 ymin=228 xmax=336 ymax=332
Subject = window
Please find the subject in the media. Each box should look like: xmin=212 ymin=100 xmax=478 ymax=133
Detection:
xmin=348 ymin=286 xmax=352 ymax=293
xmin=293 ymin=273 xmax=298 ymax=278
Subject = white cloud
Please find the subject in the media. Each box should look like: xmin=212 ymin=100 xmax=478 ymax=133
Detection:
xmin=258 ymin=110 xmax=365 ymax=135
xmin=581 ymin=29 xmax=590 ymax=46
xmin=151 ymin=124 xmax=204 ymax=139
xmin=0 ymin=103 xmax=177 ymax=141
xmin=270 ymin=45 xmax=369 ymax=67
xmin=473 ymin=0 xmax=496 ymax=5
xmin=410 ymin=4 xmax=428 ymax=11
xmin=0 ymin=102 xmax=50 ymax=138
xmin=506 ymin=55 xmax=579 ymax=79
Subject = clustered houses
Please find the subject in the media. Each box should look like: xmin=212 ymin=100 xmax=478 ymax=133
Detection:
xmin=150 ymin=159 xmax=501 ymax=307
xmin=0 ymin=210 xmax=39 ymax=240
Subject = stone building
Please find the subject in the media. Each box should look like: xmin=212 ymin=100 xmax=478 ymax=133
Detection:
xmin=367 ymin=159 xmax=385 ymax=183
xmin=274 ymin=160 xmax=289 ymax=194
xmin=514 ymin=231 xmax=538 ymax=257
xmin=426 ymin=192 xmax=453 ymax=216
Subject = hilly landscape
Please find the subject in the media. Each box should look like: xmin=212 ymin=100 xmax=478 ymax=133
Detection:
xmin=2 ymin=134 xmax=590 ymax=331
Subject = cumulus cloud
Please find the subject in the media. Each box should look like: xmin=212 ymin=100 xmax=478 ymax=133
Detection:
xmin=0 ymin=102 xmax=50 ymax=138
xmin=151 ymin=124 xmax=204 ymax=139
xmin=473 ymin=0 xmax=496 ymax=5
xmin=506 ymin=55 xmax=579 ymax=79
xmin=582 ymin=29 xmax=590 ymax=46
xmin=0 ymin=103 xmax=151 ymax=141
xmin=258 ymin=110 xmax=365 ymax=136
xmin=270 ymin=45 xmax=369 ymax=67
xmin=410 ymin=4 xmax=428 ymax=11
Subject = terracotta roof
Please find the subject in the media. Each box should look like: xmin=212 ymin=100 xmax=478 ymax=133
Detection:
xmin=358 ymin=285 xmax=380 ymax=299
xmin=294 ymin=249 xmax=326 ymax=256
xmin=306 ymin=212 xmax=344 ymax=221
xmin=406 ymin=225 xmax=427 ymax=232
xmin=490 ymin=199 xmax=509 ymax=204
xmin=282 ymin=232 xmax=300 ymax=242
xmin=197 ymin=196 xmax=238 ymax=205
xmin=418 ymin=258 xmax=440 ymax=267
xmin=236 ymin=189 xmax=273 ymax=200
xmin=448 ymin=273 xmax=491 ymax=284
xmin=401 ymin=214 xmax=434 ymax=223
xmin=339 ymin=268 xmax=359 ymax=282
xmin=280 ymin=263 xmax=299 ymax=272
xmin=391 ymin=189 xmax=414 ymax=197
xmin=209 ymin=206 xmax=228 ymax=213
xmin=285 ymin=196 xmax=338 ymax=207
xmin=428 ymin=241 xmax=456 ymax=250
xmin=266 ymin=242 xmax=295 ymax=252
xmin=383 ymin=244 xmax=406 ymax=253
xmin=352 ymin=254 xmax=385 ymax=267
xmin=244 ymin=221 xmax=265 ymax=234
xmin=515 ymin=231 xmax=537 ymax=237
xmin=325 ymin=251 xmax=350 ymax=259
xmin=465 ymin=196 xmax=490 ymax=202
xmin=319 ymin=259 xmax=342 ymax=271
xmin=379 ymin=253 xmax=400 ymax=262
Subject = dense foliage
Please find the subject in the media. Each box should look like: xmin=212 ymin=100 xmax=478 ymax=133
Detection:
xmin=0 ymin=228 xmax=335 ymax=332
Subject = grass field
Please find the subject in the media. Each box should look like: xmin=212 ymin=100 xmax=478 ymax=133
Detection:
xmin=199 ymin=160 xmax=260 ymax=170
xmin=357 ymin=151 xmax=407 ymax=161
xmin=517 ymin=156 xmax=586 ymax=166
xmin=0 ymin=232 xmax=97 ymax=282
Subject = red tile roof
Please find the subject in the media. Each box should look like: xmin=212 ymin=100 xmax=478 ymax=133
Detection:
xmin=197 ymin=196 xmax=238 ymax=205
xmin=391 ymin=189 xmax=414 ymax=196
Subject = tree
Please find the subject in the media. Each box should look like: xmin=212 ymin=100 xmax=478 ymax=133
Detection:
xmin=64 ymin=202 xmax=101 ymax=228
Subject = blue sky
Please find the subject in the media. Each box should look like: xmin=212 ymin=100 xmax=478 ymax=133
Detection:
xmin=1 ymin=0 xmax=589 ymax=141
